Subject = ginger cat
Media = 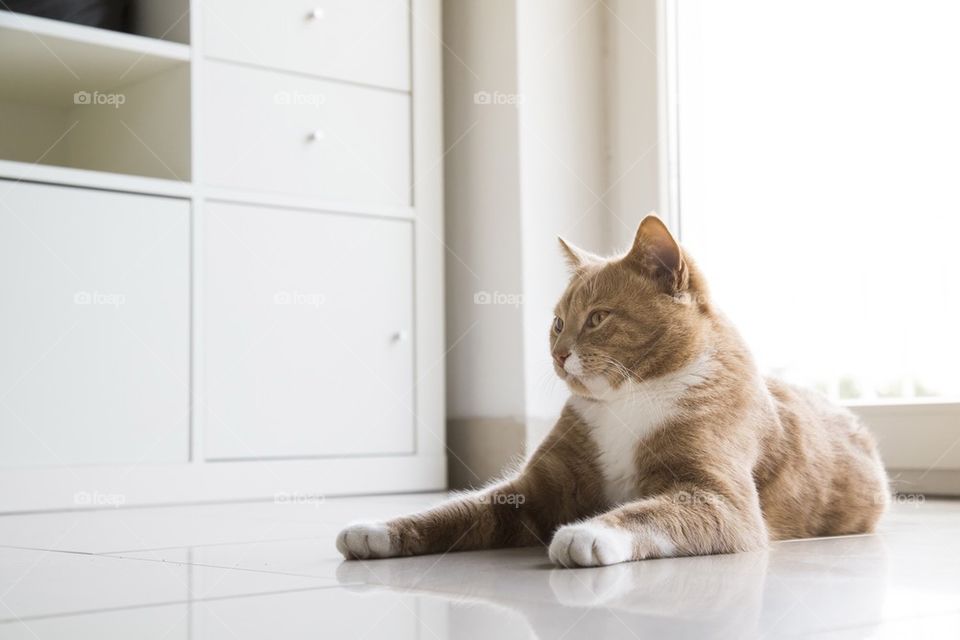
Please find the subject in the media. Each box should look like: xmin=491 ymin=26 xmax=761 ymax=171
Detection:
xmin=337 ymin=215 xmax=889 ymax=567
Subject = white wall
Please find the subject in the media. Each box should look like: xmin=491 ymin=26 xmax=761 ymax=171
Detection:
xmin=605 ymin=0 xmax=665 ymax=249
xmin=443 ymin=0 xmax=663 ymax=484
xmin=443 ymin=0 xmax=525 ymax=421
xmin=515 ymin=0 xmax=610 ymax=447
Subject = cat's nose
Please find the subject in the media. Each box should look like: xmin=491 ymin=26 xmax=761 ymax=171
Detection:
xmin=553 ymin=352 xmax=570 ymax=367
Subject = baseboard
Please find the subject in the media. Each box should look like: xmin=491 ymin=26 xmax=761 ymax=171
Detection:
xmin=886 ymin=469 xmax=960 ymax=497
xmin=446 ymin=417 xmax=526 ymax=490
xmin=851 ymin=402 xmax=960 ymax=497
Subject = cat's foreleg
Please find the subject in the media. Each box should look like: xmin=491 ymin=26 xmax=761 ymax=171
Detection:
xmin=337 ymin=410 xmax=601 ymax=560
xmin=548 ymin=483 xmax=767 ymax=567
xmin=337 ymin=472 xmax=576 ymax=559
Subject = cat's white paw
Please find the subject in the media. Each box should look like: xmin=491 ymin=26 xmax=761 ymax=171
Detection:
xmin=336 ymin=522 xmax=398 ymax=559
xmin=549 ymin=522 xmax=633 ymax=568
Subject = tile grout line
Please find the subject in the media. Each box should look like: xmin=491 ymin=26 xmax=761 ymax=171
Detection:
xmin=0 ymin=583 xmax=366 ymax=627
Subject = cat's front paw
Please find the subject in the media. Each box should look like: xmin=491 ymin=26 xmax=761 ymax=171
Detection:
xmin=336 ymin=522 xmax=399 ymax=559
xmin=549 ymin=522 xmax=633 ymax=568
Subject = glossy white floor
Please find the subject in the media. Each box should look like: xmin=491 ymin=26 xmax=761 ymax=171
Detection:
xmin=0 ymin=493 xmax=957 ymax=639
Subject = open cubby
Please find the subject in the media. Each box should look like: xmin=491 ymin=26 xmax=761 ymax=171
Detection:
xmin=0 ymin=1 xmax=191 ymax=182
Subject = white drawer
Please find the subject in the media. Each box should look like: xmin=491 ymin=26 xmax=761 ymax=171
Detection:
xmin=202 ymin=201 xmax=415 ymax=459
xmin=203 ymin=0 xmax=410 ymax=91
xmin=202 ymin=61 xmax=411 ymax=206
xmin=0 ymin=180 xmax=190 ymax=467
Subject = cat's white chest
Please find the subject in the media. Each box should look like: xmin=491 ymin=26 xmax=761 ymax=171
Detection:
xmin=570 ymin=353 xmax=712 ymax=506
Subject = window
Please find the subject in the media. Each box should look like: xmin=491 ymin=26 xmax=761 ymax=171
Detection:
xmin=674 ymin=0 xmax=960 ymax=403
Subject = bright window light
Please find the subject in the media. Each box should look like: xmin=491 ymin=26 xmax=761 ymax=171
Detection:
xmin=676 ymin=0 xmax=960 ymax=401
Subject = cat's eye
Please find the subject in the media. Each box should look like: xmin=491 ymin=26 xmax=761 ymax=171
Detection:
xmin=552 ymin=316 xmax=564 ymax=333
xmin=587 ymin=310 xmax=609 ymax=328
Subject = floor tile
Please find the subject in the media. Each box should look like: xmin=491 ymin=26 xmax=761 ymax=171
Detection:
xmin=0 ymin=493 xmax=445 ymax=554
xmin=0 ymin=589 xmax=444 ymax=640
xmin=0 ymin=603 xmax=191 ymax=640
xmin=0 ymin=546 xmax=333 ymax=623
xmin=0 ymin=495 xmax=957 ymax=638
xmin=110 ymin=535 xmax=345 ymax=580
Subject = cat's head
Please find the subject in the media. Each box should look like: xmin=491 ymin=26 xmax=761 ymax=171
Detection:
xmin=551 ymin=215 xmax=712 ymax=400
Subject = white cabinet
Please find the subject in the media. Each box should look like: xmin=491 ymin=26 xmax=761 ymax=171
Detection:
xmin=202 ymin=0 xmax=411 ymax=91
xmin=203 ymin=201 xmax=415 ymax=459
xmin=0 ymin=0 xmax=444 ymax=511
xmin=0 ymin=180 xmax=190 ymax=467
xmin=202 ymin=61 xmax=411 ymax=206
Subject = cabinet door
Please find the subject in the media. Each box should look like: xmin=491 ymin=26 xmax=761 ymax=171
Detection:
xmin=203 ymin=201 xmax=415 ymax=459
xmin=0 ymin=181 xmax=190 ymax=467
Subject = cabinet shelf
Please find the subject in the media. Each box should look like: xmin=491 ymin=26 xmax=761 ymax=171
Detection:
xmin=0 ymin=158 xmax=191 ymax=198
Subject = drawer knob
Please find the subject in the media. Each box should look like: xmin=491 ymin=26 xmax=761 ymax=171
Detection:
xmin=307 ymin=7 xmax=325 ymax=20
xmin=393 ymin=330 xmax=409 ymax=343
xmin=309 ymin=129 xmax=325 ymax=141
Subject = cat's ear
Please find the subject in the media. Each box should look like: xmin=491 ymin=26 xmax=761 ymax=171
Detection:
xmin=557 ymin=237 xmax=602 ymax=273
xmin=624 ymin=214 xmax=689 ymax=292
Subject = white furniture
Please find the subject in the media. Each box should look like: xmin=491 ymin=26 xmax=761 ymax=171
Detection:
xmin=0 ymin=0 xmax=445 ymax=512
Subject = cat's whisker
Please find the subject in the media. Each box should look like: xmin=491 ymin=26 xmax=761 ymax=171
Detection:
xmin=537 ymin=369 xmax=562 ymax=397
xmin=588 ymin=353 xmax=639 ymax=387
